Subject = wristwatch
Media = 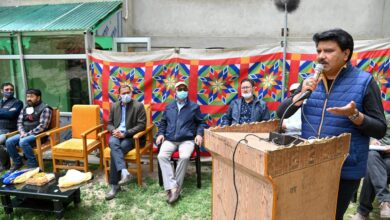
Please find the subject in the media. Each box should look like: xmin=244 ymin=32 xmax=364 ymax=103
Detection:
xmin=348 ymin=109 xmax=360 ymax=121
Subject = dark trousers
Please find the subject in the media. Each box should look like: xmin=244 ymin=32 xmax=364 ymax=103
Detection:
xmin=108 ymin=136 xmax=133 ymax=185
xmin=336 ymin=178 xmax=361 ymax=220
xmin=357 ymin=151 xmax=390 ymax=216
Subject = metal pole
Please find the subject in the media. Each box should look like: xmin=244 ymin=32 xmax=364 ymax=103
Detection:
xmin=281 ymin=1 xmax=288 ymax=101
xmin=84 ymin=31 xmax=93 ymax=105
xmin=17 ymin=33 xmax=28 ymax=99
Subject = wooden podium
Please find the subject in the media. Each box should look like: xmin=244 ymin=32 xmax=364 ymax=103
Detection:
xmin=204 ymin=120 xmax=350 ymax=220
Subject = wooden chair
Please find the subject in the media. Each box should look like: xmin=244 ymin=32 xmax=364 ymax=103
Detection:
xmin=5 ymin=108 xmax=60 ymax=171
xmin=48 ymin=105 xmax=103 ymax=173
xmin=157 ymin=143 xmax=202 ymax=188
xmin=99 ymin=104 xmax=154 ymax=187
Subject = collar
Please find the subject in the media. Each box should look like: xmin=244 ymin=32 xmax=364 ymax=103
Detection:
xmin=322 ymin=63 xmax=349 ymax=92
xmin=176 ymin=98 xmax=187 ymax=105
xmin=241 ymin=95 xmax=256 ymax=104
xmin=324 ymin=63 xmax=348 ymax=80
xmin=120 ymin=100 xmax=132 ymax=106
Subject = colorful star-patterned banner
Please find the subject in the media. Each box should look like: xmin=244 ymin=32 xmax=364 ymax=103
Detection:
xmin=89 ymin=39 xmax=390 ymax=128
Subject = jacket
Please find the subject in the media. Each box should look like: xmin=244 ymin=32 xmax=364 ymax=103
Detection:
xmin=107 ymin=100 xmax=146 ymax=138
xmin=157 ymin=100 xmax=207 ymax=142
xmin=302 ymin=63 xmax=373 ymax=179
xmin=0 ymin=97 xmax=23 ymax=132
xmin=221 ymin=96 xmax=270 ymax=126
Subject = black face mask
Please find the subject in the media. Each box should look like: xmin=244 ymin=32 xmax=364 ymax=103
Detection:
xmin=2 ymin=91 xmax=14 ymax=99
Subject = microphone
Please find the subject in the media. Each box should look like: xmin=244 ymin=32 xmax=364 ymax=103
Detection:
xmin=296 ymin=64 xmax=324 ymax=101
xmin=269 ymin=97 xmax=304 ymax=145
xmin=269 ymin=64 xmax=323 ymax=146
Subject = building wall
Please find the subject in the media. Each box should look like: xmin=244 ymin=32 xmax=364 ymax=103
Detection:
xmin=2 ymin=0 xmax=389 ymax=48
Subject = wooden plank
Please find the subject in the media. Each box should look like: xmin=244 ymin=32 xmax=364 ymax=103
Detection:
xmin=272 ymin=158 xmax=344 ymax=220
xmin=211 ymin=153 xmax=274 ymax=220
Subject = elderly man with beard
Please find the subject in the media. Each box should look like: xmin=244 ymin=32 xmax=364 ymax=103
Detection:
xmin=6 ymin=89 xmax=52 ymax=172
xmin=221 ymin=78 xmax=270 ymax=126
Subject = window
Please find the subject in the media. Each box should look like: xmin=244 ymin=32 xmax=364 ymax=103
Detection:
xmin=24 ymin=59 xmax=88 ymax=111
xmin=22 ymin=35 xmax=85 ymax=54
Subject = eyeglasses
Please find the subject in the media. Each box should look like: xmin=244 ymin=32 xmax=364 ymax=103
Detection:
xmin=177 ymin=88 xmax=188 ymax=92
xmin=241 ymin=86 xmax=252 ymax=90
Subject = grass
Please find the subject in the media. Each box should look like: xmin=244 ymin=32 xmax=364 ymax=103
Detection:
xmin=0 ymin=160 xmax=212 ymax=220
xmin=344 ymin=185 xmax=381 ymax=220
xmin=0 ymin=159 xmax=384 ymax=220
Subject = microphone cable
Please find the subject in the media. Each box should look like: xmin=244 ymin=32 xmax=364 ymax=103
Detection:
xmin=301 ymin=101 xmax=319 ymax=138
xmin=232 ymin=134 xmax=268 ymax=220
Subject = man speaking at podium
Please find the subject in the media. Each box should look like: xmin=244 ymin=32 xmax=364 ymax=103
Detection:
xmin=276 ymin=28 xmax=386 ymax=219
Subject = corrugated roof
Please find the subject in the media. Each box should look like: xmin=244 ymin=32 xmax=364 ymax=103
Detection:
xmin=0 ymin=1 xmax=122 ymax=32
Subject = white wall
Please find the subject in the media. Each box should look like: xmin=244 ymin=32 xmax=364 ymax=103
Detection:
xmin=2 ymin=0 xmax=389 ymax=48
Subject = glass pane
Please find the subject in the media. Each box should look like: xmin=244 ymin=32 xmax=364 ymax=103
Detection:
xmin=22 ymin=35 xmax=85 ymax=54
xmin=95 ymin=36 xmax=113 ymax=50
xmin=24 ymin=59 xmax=89 ymax=112
xmin=0 ymin=60 xmax=24 ymax=100
xmin=0 ymin=37 xmax=19 ymax=55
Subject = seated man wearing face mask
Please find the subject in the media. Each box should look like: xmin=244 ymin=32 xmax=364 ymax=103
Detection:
xmin=105 ymin=84 xmax=146 ymax=200
xmin=0 ymin=83 xmax=23 ymax=171
xmin=156 ymin=81 xmax=207 ymax=204
xmin=221 ymin=78 xmax=270 ymax=126
xmin=6 ymin=89 xmax=52 ymax=172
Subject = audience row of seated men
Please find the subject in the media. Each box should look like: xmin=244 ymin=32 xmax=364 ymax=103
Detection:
xmin=0 ymin=79 xmax=271 ymax=205
xmin=4 ymin=78 xmax=389 ymax=212
xmin=104 ymin=79 xmax=271 ymax=202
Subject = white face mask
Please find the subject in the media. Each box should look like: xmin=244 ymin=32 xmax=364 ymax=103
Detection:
xmin=120 ymin=94 xmax=132 ymax=103
xmin=242 ymin=92 xmax=253 ymax=100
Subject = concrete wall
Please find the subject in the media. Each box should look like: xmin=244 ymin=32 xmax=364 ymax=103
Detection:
xmin=2 ymin=0 xmax=389 ymax=48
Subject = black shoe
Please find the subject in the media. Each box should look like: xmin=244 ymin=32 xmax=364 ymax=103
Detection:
xmin=105 ymin=186 xmax=121 ymax=200
xmin=118 ymin=173 xmax=133 ymax=186
xmin=9 ymin=163 xmax=23 ymax=172
xmin=168 ymin=187 xmax=181 ymax=204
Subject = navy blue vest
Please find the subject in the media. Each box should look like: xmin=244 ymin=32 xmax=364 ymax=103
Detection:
xmin=22 ymin=102 xmax=49 ymax=133
xmin=302 ymin=64 xmax=372 ymax=179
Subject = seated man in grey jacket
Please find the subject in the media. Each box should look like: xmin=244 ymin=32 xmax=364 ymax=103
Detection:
xmin=221 ymin=78 xmax=270 ymax=126
xmin=105 ymin=84 xmax=146 ymax=200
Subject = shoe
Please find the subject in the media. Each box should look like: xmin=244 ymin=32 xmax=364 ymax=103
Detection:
xmin=166 ymin=190 xmax=171 ymax=202
xmin=105 ymin=186 xmax=121 ymax=200
xmin=380 ymin=202 xmax=390 ymax=218
xmin=9 ymin=163 xmax=23 ymax=172
xmin=118 ymin=173 xmax=133 ymax=186
xmin=351 ymin=212 xmax=369 ymax=220
xmin=168 ymin=187 xmax=181 ymax=204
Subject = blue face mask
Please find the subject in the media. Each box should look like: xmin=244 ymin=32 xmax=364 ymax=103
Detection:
xmin=120 ymin=94 xmax=132 ymax=104
xmin=176 ymin=91 xmax=188 ymax=100
xmin=3 ymin=91 xmax=14 ymax=99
